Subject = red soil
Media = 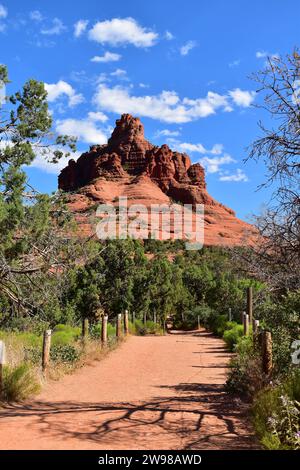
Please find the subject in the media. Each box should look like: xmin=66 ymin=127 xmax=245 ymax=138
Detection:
xmin=0 ymin=330 xmax=258 ymax=450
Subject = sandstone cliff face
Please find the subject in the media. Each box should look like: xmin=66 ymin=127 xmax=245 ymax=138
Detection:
xmin=58 ymin=114 xmax=256 ymax=246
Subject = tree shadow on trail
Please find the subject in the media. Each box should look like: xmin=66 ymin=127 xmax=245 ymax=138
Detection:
xmin=0 ymin=382 xmax=258 ymax=450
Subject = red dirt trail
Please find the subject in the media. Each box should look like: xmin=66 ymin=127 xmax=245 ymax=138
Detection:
xmin=0 ymin=329 xmax=258 ymax=450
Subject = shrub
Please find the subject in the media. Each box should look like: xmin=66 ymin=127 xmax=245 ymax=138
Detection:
xmin=134 ymin=319 xmax=148 ymax=336
xmin=226 ymin=337 xmax=265 ymax=398
xmin=50 ymin=344 xmax=80 ymax=363
xmin=53 ymin=324 xmax=81 ymax=337
xmin=1 ymin=364 xmax=40 ymax=402
xmin=16 ymin=332 xmax=42 ymax=348
xmin=208 ymin=314 xmax=228 ymax=336
xmin=0 ymin=317 xmax=49 ymax=335
xmin=90 ymin=322 xmax=116 ymax=338
xmin=145 ymin=320 xmax=163 ymax=335
xmin=173 ymin=305 xmax=215 ymax=331
xmin=253 ymin=370 xmax=300 ymax=449
xmin=51 ymin=324 xmax=81 ymax=346
xmin=134 ymin=319 xmax=162 ymax=336
xmin=223 ymin=323 xmax=244 ymax=351
xmin=107 ymin=323 xmax=116 ymax=337
xmin=24 ymin=346 xmax=42 ymax=364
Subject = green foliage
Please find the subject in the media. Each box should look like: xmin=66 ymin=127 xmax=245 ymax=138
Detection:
xmin=225 ymin=336 xmax=264 ymax=398
xmin=0 ymin=315 xmax=50 ymax=336
xmin=173 ymin=305 xmax=215 ymax=330
xmin=223 ymin=323 xmax=244 ymax=351
xmin=0 ymin=64 xmax=76 ymax=322
xmin=50 ymin=344 xmax=80 ymax=363
xmin=256 ymin=290 xmax=300 ymax=373
xmin=51 ymin=324 xmax=81 ymax=346
xmin=0 ymin=329 xmax=41 ymax=347
xmin=133 ymin=320 xmax=163 ymax=336
xmin=1 ymin=363 xmax=40 ymax=402
xmin=209 ymin=314 xmax=228 ymax=336
xmin=90 ymin=322 xmax=116 ymax=339
xmin=253 ymin=370 xmax=300 ymax=449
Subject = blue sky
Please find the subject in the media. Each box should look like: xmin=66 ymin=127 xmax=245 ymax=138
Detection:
xmin=1 ymin=0 xmax=299 ymax=220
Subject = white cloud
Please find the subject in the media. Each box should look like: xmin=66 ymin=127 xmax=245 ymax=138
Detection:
xmin=210 ymin=144 xmax=224 ymax=155
xmin=256 ymin=50 xmax=279 ymax=66
xmin=56 ymin=117 xmax=109 ymax=145
xmin=256 ymin=50 xmax=279 ymax=59
xmin=219 ymin=168 xmax=248 ymax=182
xmin=0 ymin=3 xmax=7 ymax=31
xmin=45 ymin=80 xmax=84 ymax=107
xmin=167 ymin=138 xmax=224 ymax=157
xmin=139 ymin=83 xmax=149 ymax=88
xmin=29 ymin=10 xmax=43 ymax=22
xmin=92 ymin=82 xmax=255 ymax=124
xmin=0 ymin=4 xmax=7 ymax=19
xmin=176 ymin=142 xmax=206 ymax=153
xmin=30 ymin=148 xmax=81 ymax=175
xmin=199 ymin=154 xmax=236 ymax=174
xmin=229 ymin=88 xmax=255 ymax=107
xmin=41 ymin=18 xmax=67 ymax=35
xmin=165 ymin=30 xmax=174 ymax=40
xmin=74 ymin=19 xmax=89 ymax=38
xmin=110 ymin=68 xmax=126 ymax=77
xmin=177 ymin=142 xmax=224 ymax=155
xmin=155 ymin=129 xmax=181 ymax=138
xmin=256 ymin=51 xmax=268 ymax=59
xmin=93 ymin=85 xmax=240 ymax=123
xmin=87 ymin=111 xmax=108 ymax=122
xmin=97 ymin=73 xmax=109 ymax=83
xmin=88 ymin=17 xmax=158 ymax=48
xmin=180 ymin=40 xmax=197 ymax=56
xmin=0 ymin=140 xmax=80 ymax=175
xmin=91 ymin=51 xmax=121 ymax=63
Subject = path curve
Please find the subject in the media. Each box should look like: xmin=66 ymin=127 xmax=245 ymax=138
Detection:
xmin=0 ymin=329 xmax=258 ymax=450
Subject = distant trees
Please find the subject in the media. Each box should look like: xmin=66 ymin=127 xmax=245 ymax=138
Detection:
xmin=246 ymin=50 xmax=300 ymax=291
xmin=61 ymin=242 xmax=260 ymax=329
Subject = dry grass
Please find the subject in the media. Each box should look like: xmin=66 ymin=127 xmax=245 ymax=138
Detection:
xmin=1 ymin=331 xmax=125 ymax=401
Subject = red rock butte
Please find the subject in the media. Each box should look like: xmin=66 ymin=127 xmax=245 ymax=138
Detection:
xmin=58 ymin=114 xmax=256 ymax=246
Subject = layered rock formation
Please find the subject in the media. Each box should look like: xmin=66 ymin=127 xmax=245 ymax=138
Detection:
xmin=58 ymin=114 xmax=256 ymax=246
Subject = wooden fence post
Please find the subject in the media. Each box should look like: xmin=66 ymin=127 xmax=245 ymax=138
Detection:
xmin=253 ymin=319 xmax=260 ymax=347
xmin=116 ymin=314 xmax=122 ymax=339
xmin=143 ymin=311 xmax=147 ymax=325
xmin=132 ymin=311 xmax=135 ymax=324
xmin=253 ymin=319 xmax=260 ymax=335
xmin=82 ymin=318 xmax=89 ymax=342
xmin=42 ymin=330 xmax=52 ymax=373
xmin=153 ymin=312 xmax=157 ymax=324
xmin=124 ymin=310 xmax=129 ymax=335
xmin=243 ymin=313 xmax=249 ymax=335
xmin=101 ymin=315 xmax=108 ymax=347
xmin=247 ymin=286 xmax=253 ymax=324
xmin=197 ymin=315 xmax=200 ymax=330
xmin=262 ymin=330 xmax=273 ymax=375
xmin=0 ymin=340 xmax=6 ymax=395
xmin=228 ymin=308 xmax=232 ymax=322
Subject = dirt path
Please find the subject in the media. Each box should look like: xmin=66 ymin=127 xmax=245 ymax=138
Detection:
xmin=0 ymin=329 xmax=257 ymax=450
